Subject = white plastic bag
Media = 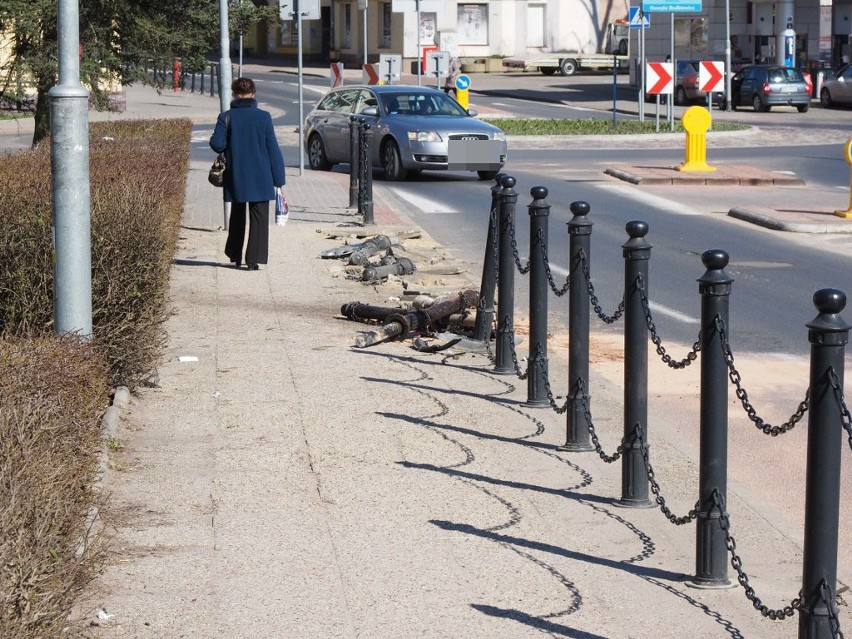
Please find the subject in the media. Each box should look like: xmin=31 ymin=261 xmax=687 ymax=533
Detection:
xmin=275 ymin=187 xmax=289 ymax=226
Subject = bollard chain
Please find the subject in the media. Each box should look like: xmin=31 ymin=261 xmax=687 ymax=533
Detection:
xmin=828 ymin=367 xmax=852 ymax=453
xmin=635 ymin=424 xmax=699 ymax=525
xmin=576 ymin=378 xmax=624 ymax=463
xmin=821 ymin=580 xmax=846 ymax=639
xmin=533 ymin=228 xmax=570 ymax=297
xmin=499 ymin=317 xmax=529 ymax=380
xmin=713 ymin=490 xmax=802 ymax=620
xmin=637 ymin=276 xmax=701 ymax=369
xmin=578 ymin=249 xmax=624 ymax=323
xmin=538 ymin=357 xmax=570 ymax=414
xmin=716 ymin=316 xmax=809 ymax=436
xmin=506 ymin=215 xmax=531 ymax=275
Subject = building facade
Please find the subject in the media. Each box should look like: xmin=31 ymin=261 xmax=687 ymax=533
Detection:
xmin=247 ymin=0 xmax=851 ymax=70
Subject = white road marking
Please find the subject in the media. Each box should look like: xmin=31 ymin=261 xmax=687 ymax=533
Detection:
xmin=593 ymin=182 xmax=703 ymax=216
xmin=389 ymin=187 xmax=462 ymax=214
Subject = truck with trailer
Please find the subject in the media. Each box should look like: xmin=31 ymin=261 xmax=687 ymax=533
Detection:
xmin=502 ymin=20 xmax=630 ymax=76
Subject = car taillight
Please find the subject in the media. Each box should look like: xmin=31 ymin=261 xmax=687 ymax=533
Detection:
xmin=762 ymin=82 xmax=772 ymax=94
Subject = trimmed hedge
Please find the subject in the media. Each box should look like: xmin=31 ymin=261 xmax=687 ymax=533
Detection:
xmin=0 ymin=118 xmax=192 ymax=637
xmin=0 ymin=118 xmax=191 ymax=388
xmin=0 ymin=335 xmax=110 ymax=638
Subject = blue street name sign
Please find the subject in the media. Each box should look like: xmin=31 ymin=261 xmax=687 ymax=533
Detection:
xmin=642 ymin=0 xmax=701 ymax=11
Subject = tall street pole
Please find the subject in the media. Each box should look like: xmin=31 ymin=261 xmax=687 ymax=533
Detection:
xmin=220 ymin=0 xmax=232 ymax=229
xmin=50 ymin=0 xmax=92 ymax=337
xmin=724 ymin=0 xmax=732 ymax=110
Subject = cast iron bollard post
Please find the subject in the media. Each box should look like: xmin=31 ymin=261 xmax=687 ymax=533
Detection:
xmin=616 ymin=221 xmax=653 ymax=507
xmin=692 ymin=249 xmax=733 ymax=588
xmin=361 ymin=123 xmax=374 ymax=225
xmin=473 ymin=174 xmax=504 ymax=343
xmin=799 ymin=288 xmax=849 ymax=639
xmin=494 ymin=175 xmax=518 ymax=375
xmin=563 ymin=201 xmax=594 ymax=451
xmin=523 ymin=186 xmax=551 ymax=407
xmin=349 ymin=116 xmax=360 ymax=209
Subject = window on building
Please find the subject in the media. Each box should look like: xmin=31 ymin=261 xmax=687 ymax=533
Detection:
xmin=674 ymin=17 xmax=708 ymax=58
xmin=458 ymin=4 xmax=488 ymax=45
xmin=527 ymin=4 xmax=545 ymax=48
xmin=381 ymin=2 xmax=392 ymax=48
xmin=343 ymin=3 xmax=352 ymax=49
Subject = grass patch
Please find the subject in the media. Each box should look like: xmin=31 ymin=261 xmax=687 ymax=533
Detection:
xmin=482 ymin=118 xmax=749 ymax=135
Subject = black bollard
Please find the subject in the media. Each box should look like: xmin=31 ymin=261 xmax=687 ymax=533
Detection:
xmin=799 ymin=289 xmax=849 ymax=639
xmin=473 ymin=174 xmax=504 ymax=343
xmin=523 ymin=186 xmax=551 ymax=407
xmin=494 ymin=175 xmax=518 ymax=375
xmin=563 ymin=201 xmax=594 ymax=451
xmin=692 ymin=249 xmax=734 ymax=588
xmin=362 ymin=257 xmax=416 ymax=282
xmin=616 ymin=221 xmax=653 ymax=507
xmin=349 ymin=116 xmax=360 ymax=209
xmin=362 ymin=124 xmax=374 ymax=225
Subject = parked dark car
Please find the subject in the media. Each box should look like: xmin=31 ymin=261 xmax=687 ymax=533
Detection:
xmin=304 ymin=85 xmax=507 ymax=181
xmin=674 ymin=59 xmax=703 ymax=105
xmin=730 ymin=65 xmax=810 ymax=112
xmin=820 ymin=64 xmax=852 ymax=108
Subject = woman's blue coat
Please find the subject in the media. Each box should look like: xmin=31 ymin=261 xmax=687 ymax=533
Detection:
xmin=210 ymin=98 xmax=285 ymax=203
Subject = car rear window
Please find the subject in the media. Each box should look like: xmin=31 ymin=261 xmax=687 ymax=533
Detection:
xmin=768 ymin=68 xmax=803 ymax=82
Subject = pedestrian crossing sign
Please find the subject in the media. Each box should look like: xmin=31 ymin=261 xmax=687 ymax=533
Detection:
xmin=629 ymin=6 xmax=651 ymax=28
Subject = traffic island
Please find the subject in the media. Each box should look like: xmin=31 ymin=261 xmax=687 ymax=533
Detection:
xmin=604 ymin=164 xmax=806 ymax=186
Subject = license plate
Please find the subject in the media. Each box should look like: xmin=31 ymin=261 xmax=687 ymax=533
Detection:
xmin=781 ymin=86 xmax=797 ymax=93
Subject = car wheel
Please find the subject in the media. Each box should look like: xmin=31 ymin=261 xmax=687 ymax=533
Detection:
xmin=307 ymin=134 xmax=332 ymax=171
xmin=797 ymin=102 xmax=810 ymax=113
xmin=540 ymin=67 xmax=557 ymax=76
xmin=559 ymin=59 xmax=578 ymax=76
xmin=752 ymin=94 xmax=767 ymax=113
xmin=820 ymin=88 xmax=833 ymax=108
xmin=381 ymin=140 xmax=408 ymax=181
xmin=675 ymin=86 xmax=688 ymax=106
xmin=477 ymin=170 xmax=499 ymax=181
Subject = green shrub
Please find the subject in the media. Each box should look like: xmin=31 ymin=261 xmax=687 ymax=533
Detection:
xmin=0 ymin=118 xmax=191 ymax=388
xmin=0 ymin=335 xmax=110 ymax=639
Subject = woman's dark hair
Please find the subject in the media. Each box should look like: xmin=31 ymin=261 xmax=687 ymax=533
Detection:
xmin=232 ymin=77 xmax=256 ymax=96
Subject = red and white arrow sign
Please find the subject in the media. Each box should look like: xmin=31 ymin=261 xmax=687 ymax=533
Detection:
xmin=645 ymin=62 xmax=673 ymax=95
xmin=362 ymin=64 xmax=380 ymax=85
xmin=330 ymin=62 xmax=344 ymax=88
xmin=699 ymin=61 xmax=725 ymax=92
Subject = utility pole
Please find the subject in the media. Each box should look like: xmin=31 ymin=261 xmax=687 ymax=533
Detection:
xmin=50 ymin=0 xmax=92 ymax=337
xmin=220 ymin=0 xmax=232 ymax=229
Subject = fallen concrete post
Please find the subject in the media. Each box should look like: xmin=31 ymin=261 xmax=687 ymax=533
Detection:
xmin=354 ymin=290 xmax=480 ymax=348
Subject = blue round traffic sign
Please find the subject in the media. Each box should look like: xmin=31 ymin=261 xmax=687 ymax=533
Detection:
xmin=455 ymin=74 xmax=471 ymax=91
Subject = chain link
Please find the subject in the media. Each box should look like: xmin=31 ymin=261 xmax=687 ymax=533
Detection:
xmin=635 ymin=424 xmax=699 ymax=525
xmin=575 ymin=377 xmax=624 ymax=462
xmin=636 ymin=275 xmax=701 ymax=369
xmin=506 ymin=214 xmax=531 ymax=275
xmin=821 ymin=580 xmax=846 ymax=639
xmin=713 ymin=490 xmax=802 ymax=620
xmin=538 ymin=356 xmax=570 ymax=414
xmin=499 ymin=316 xmax=529 ymax=379
xmin=714 ymin=316 xmax=810 ymax=436
xmin=578 ymin=249 xmax=624 ymax=323
xmin=828 ymin=368 xmax=852 ymax=453
xmin=532 ymin=228 xmax=570 ymax=297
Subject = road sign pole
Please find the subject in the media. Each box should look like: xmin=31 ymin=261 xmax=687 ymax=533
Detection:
xmin=416 ymin=0 xmax=421 ymax=86
xmin=639 ymin=10 xmax=645 ymax=122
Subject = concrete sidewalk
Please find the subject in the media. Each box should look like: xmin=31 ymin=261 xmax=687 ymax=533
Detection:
xmin=4 ymin=78 xmax=850 ymax=637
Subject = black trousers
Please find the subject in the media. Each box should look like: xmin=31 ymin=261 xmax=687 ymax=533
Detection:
xmin=225 ymin=201 xmax=269 ymax=265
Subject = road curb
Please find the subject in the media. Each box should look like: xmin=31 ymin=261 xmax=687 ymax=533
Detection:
xmin=728 ymin=207 xmax=852 ymax=233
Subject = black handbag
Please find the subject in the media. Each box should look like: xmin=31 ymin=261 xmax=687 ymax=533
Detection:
xmin=208 ymin=153 xmax=226 ymax=187
xmin=208 ymin=112 xmax=230 ymax=188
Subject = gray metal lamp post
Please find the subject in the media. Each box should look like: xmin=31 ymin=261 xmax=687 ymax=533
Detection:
xmin=220 ymin=0 xmax=233 ymax=229
xmin=50 ymin=0 xmax=92 ymax=337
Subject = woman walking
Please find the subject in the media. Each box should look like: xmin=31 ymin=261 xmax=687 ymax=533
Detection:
xmin=210 ymin=77 xmax=285 ymax=270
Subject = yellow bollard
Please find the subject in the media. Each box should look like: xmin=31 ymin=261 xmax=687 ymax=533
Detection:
xmin=834 ymin=138 xmax=852 ymax=219
xmin=677 ymin=106 xmax=716 ymax=173
xmin=456 ymin=87 xmax=469 ymax=111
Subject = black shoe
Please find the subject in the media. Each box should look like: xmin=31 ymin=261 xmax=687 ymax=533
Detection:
xmin=247 ymin=263 xmax=259 ymax=271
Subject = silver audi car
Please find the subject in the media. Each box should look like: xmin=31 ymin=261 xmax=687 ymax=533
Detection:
xmin=304 ymin=84 xmax=507 ymax=181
